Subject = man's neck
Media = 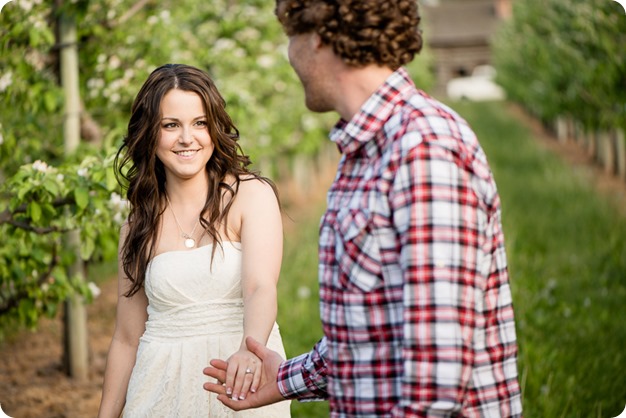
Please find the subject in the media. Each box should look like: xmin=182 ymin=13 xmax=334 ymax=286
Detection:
xmin=333 ymin=64 xmax=394 ymax=121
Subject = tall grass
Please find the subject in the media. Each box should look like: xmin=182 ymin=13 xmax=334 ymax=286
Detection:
xmin=277 ymin=206 xmax=330 ymax=417
xmin=276 ymin=101 xmax=626 ymax=417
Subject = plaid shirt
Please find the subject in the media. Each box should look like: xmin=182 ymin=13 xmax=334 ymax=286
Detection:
xmin=277 ymin=68 xmax=522 ymax=417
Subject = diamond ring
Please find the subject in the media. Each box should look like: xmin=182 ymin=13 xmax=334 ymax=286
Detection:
xmin=245 ymin=368 xmax=253 ymax=374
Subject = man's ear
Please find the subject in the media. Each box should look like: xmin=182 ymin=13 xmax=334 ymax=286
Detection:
xmin=310 ymin=32 xmax=323 ymax=50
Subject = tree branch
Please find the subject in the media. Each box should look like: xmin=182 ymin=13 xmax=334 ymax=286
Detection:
xmin=0 ymin=197 xmax=74 ymax=234
xmin=1 ymin=219 xmax=68 ymax=234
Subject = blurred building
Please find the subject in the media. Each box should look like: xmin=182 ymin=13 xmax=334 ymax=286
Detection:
xmin=420 ymin=0 xmax=513 ymax=93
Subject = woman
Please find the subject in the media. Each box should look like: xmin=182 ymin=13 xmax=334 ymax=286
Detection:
xmin=98 ymin=64 xmax=290 ymax=417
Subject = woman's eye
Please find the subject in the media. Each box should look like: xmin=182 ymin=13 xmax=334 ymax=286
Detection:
xmin=163 ymin=123 xmax=177 ymax=129
xmin=196 ymin=120 xmax=208 ymax=127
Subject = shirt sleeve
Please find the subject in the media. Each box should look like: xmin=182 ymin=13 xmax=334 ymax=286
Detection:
xmin=390 ymin=135 xmax=489 ymax=417
xmin=277 ymin=336 xmax=330 ymax=401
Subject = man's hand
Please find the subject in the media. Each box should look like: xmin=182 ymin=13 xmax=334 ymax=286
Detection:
xmin=203 ymin=336 xmax=286 ymax=410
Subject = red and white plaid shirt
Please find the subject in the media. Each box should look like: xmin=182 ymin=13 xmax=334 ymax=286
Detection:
xmin=277 ymin=68 xmax=523 ymax=417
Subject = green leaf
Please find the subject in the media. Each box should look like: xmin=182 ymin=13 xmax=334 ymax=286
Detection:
xmin=17 ymin=185 xmax=30 ymax=200
xmin=74 ymin=187 xmax=89 ymax=210
xmin=43 ymin=91 xmax=57 ymax=112
xmin=43 ymin=178 xmax=60 ymax=196
xmin=29 ymin=202 xmax=42 ymax=223
xmin=106 ymin=168 xmax=118 ymax=191
xmin=41 ymin=203 xmax=56 ymax=219
xmin=80 ymin=237 xmax=95 ymax=260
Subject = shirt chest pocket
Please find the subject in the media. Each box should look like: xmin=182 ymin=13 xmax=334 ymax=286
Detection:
xmin=334 ymin=208 xmax=384 ymax=293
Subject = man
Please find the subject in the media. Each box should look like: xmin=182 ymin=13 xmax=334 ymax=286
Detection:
xmin=204 ymin=1 xmax=523 ymax=416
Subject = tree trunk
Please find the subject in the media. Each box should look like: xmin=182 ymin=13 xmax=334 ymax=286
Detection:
xmin=616 ymin=129 xmax=626 ymax=183
xmin=59 ymin=5 xmax=89 ymax=381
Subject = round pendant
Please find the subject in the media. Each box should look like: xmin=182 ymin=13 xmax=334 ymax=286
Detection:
xmin=184 ymin=238 xmax=196 ymax=248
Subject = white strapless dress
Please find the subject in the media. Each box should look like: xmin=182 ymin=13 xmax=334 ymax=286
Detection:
xmin=124 ymin=242 xmax=291 ymax=417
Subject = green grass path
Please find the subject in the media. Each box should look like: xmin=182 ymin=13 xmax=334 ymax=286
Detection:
xmin=277 ymin=101 xmax=626 ymax=417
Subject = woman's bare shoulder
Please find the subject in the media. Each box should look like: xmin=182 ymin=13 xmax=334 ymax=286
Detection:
xmin=238 ymin=175 xmax=278 ymax=200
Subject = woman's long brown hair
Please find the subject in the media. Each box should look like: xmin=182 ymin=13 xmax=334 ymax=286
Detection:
xmin=115 ymin=64 xmax=278 ymax=297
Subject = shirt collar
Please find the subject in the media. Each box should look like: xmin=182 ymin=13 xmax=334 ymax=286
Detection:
xmin=329 ymin=67 xmax=416 ymax=156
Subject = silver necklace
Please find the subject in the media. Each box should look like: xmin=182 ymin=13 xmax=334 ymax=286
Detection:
xmin=165 ymin=194 xmax=200 ymax=249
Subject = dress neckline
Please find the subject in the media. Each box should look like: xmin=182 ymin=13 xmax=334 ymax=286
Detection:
xmin=150 ymin=241 xmax=242 ymax=263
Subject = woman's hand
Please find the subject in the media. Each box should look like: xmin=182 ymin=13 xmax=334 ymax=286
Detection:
xmin=224 ymin=347 xmax=261 ymax=401
xmin=204 ymin=336 xmax=286 ymax=411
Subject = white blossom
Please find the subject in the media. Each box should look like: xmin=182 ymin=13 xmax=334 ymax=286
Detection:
xmin=302 ymin=114 xmax=319 ymax=131
xmin=32 ymin=160 xmax=50 ymax=173
xmin=25 ymin=50 xmax=45 ymax=71
xmin=88 ymin=282 xmax=101 ymax=299
xmin=77 ymin=167 xmax=88 ymax=177
xmin=18 ymin=0 xmax=34 ymax=13
xmin=159 ymin=10 xmax=171 ymax=21
xmin=113 ymin=211 xmax=125 ymax=224
xmin=109 ymin=55 xmax=121 ymax=70
xmin=110 ymin=192 xmax=122 ymax=204
xmin=257 ymin=55 xmax=275 ymax=69
xmin=0 ymin=72 xmax=13 ymax=92
xmin=213 ymin=38 xmax=236 ymax=53
xmin=297 ymin=286 xmax=311 ymax=299
xmin=109 ymin=192 xmax=129 ymax=215
xmin=236 ymin=27 xmax=260 ymax=42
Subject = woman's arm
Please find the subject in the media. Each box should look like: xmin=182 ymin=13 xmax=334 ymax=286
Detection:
xmin=97 ymin=225 xmax=148 ymax=418
xmin=225 ymin=178 xmax=283 ymax=401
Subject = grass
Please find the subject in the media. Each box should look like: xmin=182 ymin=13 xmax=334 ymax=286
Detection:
xmin=276 ymin=101 xmax=626 ymax=417
xmin=276 ymin=205 xmax=330 ymax=417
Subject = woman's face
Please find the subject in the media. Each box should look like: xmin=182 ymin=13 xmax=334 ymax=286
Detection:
xmin=156 ymin=89 xmax=214 ymax=183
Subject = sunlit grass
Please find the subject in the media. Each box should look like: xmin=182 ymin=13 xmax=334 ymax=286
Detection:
xmin=277 ymin=101 xmax=626 ymax=417
xmin=277 ymin=206 xmax=329 ymax=417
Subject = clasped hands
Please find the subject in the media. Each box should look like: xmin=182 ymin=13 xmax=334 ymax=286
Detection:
xmin=203 ymin=336 xmax=285 ymax=411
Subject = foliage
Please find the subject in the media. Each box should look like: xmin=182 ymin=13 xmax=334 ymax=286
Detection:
xmin=0 ymin=1 xmax=434 ymax=335
xmin=493 ymin=0 xmax=626 ymax=130
xmin=0 ymin=152 xmax=126 ymax=335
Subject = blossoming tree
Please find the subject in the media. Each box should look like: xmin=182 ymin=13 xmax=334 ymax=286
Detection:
xmin=0 ymin=0 xmax=434 ymax=376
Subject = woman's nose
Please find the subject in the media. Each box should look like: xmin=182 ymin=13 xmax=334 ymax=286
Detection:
xmin=178 ymin=128 xmax=193 ymax=144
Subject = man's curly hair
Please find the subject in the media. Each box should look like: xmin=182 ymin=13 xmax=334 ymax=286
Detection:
xmin=275 ymin=0 xmax=423 ymax=69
